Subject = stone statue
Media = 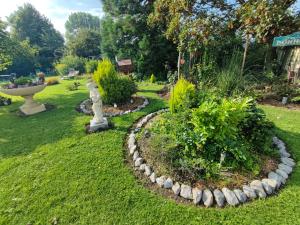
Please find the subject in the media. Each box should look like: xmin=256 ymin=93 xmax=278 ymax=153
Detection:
xmin=86 ymin=81 xmax=108 ymax=131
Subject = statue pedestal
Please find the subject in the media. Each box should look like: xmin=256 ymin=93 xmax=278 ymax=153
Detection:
xmin=89 ymin=117 xmax=109 ymax=132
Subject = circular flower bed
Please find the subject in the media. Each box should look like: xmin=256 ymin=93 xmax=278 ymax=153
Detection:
xmin=126 ymin=110 xmax=295 ymax=207
xmin=77 ymin=96 xmax=149 ymax=117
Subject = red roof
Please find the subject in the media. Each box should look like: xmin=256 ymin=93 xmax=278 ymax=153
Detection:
xmin=117 ymin=59 xmax=132 ymax=66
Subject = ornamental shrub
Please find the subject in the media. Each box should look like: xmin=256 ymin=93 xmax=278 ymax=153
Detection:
xmin=57 ymin=55 xmax=86 ymax=75
xmin=156 ymin=95 xmax=274 ymax=179
xmin=85 ymin=60 xmax=99 ymax=74
xmin=93 ymin=59 xmax=136 ymax=104
xmin=150 ymin=74 xmax=156 ymax=83
xmin=169 ymin=78 xmax=196 ymax=113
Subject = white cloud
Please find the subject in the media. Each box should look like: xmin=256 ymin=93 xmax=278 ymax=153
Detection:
xmin=0 ymin=0 xmax=103 ymax=36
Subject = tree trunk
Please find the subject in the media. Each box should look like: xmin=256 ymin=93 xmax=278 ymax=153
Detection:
xmin=264 ymin=42 xmax=273 ymax=73
xmin=177 ymin=51 xmax=182 ymax=80
xmin=241 ymin=34 xmax=250 ymax=76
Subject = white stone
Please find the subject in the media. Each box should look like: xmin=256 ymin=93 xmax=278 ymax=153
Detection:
xmin=133 ymin=151 xmax=139 ymax=161
xmin=144 ymin=165 xmax=152 ymax=176
xmin=261 ymin=180 xmax=273 ymax=195
xmin=150 ymin=172 xmax=156 ymax=183
xmin=222 ymin=188 xmax=239 ymax=206
xmin=192 ymin=188 xmax=202 ymax=205
xmin=134 ymin=158 xmax=143 ymax=167
xmin=213 ymin=189 xmax=225 ymax=207
xmin=202 ymin=189 xmax=213 ymax=207
xmin=129 ymin=145 xmax=137 ymax=155
xmin=139 ymin=164 xmax=146 ymax=172
xmin=172 ymin=182 xmax=181 ymax=195
xmin=278 ymin=163 xmax=293 ymax=174
xmin=164 ymin=178 xmax=173 ymax=189
xmin=262 ymin=178 xmax=277 ymax=191
xmin=268 ymin=172 xmax=285 ymax=187
xmin=276 ymin=169 xmax=288 ymax=179
xmin=156 ymin=176 xmax=166 ymax=187
xmin=233 ymin=189 xmax=247 ymax=203
xmin=250 ymin=180 xmax=267 ymax=198
xmin=180 ymin=184 xmax=193 ymax=200
xmin=242 ymin=185 xmax=257 ymax=200
xmin=281 ymin=157 xmax=295 ymax=167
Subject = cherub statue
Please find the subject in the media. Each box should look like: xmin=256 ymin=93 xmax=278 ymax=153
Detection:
xmin=86 ymin=81 xmax=104 ymax=125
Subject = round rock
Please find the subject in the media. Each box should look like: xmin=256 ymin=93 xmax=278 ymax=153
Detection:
xmin=180 ymin=184 xmax=193 ymax=200
xmin=172 ymin=182 xmax=181 ymax=196
xmin=250 ymin=180 xmax=267 ymax=198
xmin=202 ymin=189 xmax=213 ymax=207
xmin=242 ymin=185 xmax=257 ymax=200
xmin=156 ymin=176 xmax=166 ymax=187
xmin=164 ymin=178 xmax=173 ymax=189
xmin=150 ymin=172 xmax=156 ymax=183
xmin=192 ymin=188 xmax=202 ymax=205
xmin=213 ymin=189 xmax=225 ymax=207
xmin=222 ymin=188 xmax=239 ymax=206
xmin=233 ymin=189 xmax=247 ymax=203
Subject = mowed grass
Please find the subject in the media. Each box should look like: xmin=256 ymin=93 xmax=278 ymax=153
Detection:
xmin=0 ymin=79 xmax=299 ymax=225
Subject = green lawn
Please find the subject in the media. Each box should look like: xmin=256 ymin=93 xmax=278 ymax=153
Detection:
xmin=0 ymin=79 xmax=299 ymax=225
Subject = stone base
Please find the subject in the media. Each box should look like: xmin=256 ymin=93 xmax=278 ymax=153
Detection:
xmin=20 ymin=103 xmax=46 ymax=115
xmin=88 ymin=117 xmax=109 ymax=132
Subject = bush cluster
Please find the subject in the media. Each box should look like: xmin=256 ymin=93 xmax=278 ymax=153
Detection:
xmin=55 ymin=56 xmax=86 ymax=75
xmin=46 ymin=78 xmax=60 ymax=86
xmin=93 ymin=59 xmax=136 ymax=104
xmin=153 ymin=78 xmax=275 ymax=179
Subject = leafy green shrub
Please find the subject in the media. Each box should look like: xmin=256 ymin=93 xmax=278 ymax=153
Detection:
xmin=169 ymin=78 xmax=196 ymax=113
xmin=66 ymin=82 xmax=81 ymax=91
xmin=57 ymin=55 xmax=86 ymax=75
xmin=85 ymin=60 xmax=98 ymax=74
xmin=291 ymin=96 xmax=300 ymax=103
xmin=93 ymin=59 xmax=137 ymax=104
xmin=55 ymin=63 xmax=69 ymax=76
xmin=156 ymin=95 xmax=274 ymax=179
xmin=150 ymin=74 xmax=156 ymax=83
xmin=273 ymin=83 xmax=295 ymax=98
xmin=14 ymin=76 xmax=32 ymax=86
xmin=46 ymin=78 xmax=60 ymax=86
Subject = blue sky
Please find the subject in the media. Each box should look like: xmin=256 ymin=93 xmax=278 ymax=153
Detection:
xmin=0 ymin=0 xmax=299 ymax=36
xmin=0 ymin=0 xmax=104 ymax=35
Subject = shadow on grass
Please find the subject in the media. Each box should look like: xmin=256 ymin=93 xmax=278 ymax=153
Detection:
xmin=0 ymin=91 xmax=88 ymax=159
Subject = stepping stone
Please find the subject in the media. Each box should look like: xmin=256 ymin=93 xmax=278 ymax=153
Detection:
xmin=250 ymin=180 xmax=266 ymax=198
xmin=180 ymin=184 xmax=193 ymax=200
xmin=192 ymin=188 xmax=202 ymax=205
xmin=242 ymin=185 xmax=257 ymax=199
xmin=213 ymin=189 xmax=225 ymax=207
xmin=222 ymin=188 xmax=239 ymax=206
xmin=164 ymin=178 xmax=173 ymax=189
xmin=234 ymin=189 xmax=247 ymax=203
xmin=202 ymin=189 xmax=213 ymax=207
xmin=172 ymin=182 xmax=181 ymax=195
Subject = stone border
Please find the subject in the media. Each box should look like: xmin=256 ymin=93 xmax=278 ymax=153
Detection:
xmin=126 ymin=109 xmax=296 ymax=207
xmin=78 ymin=96 xmax=149 ymax=117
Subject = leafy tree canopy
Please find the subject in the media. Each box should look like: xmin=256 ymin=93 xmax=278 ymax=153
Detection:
xmin=8 ymin=3 xmax=64 ymax=71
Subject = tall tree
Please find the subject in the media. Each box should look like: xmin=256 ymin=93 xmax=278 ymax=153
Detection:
xmin=100 ymin=0 xmax=177 ymax=78
xmin=8 ymin=3 xmax=64 ymax=71
xmin=65 ymin=12 xmax=101 ymax=40
xmin=67 ymin=28 xmax=101 ymax=58
xmin=0 ymin=19 xmax=12 ymax=71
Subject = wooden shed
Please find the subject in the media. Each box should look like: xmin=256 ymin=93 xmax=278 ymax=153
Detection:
xmin=116 ymin=59 xmax=133 ymax=74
